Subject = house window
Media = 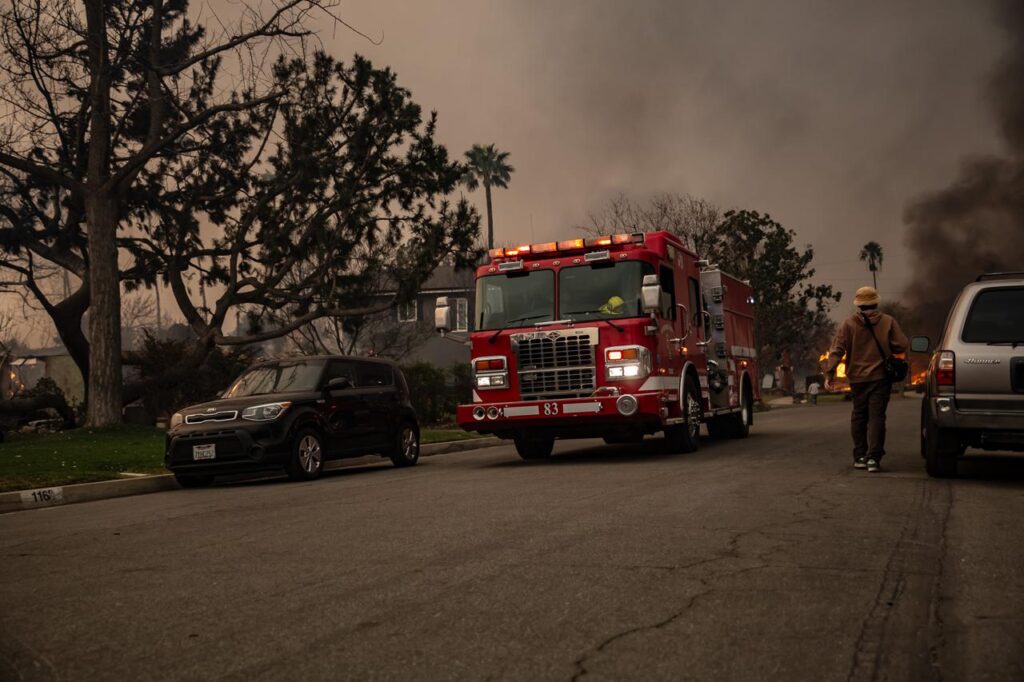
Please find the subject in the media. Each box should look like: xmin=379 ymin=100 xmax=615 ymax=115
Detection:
xmin=454 ymin=298 xmax=469 ymax=332
xmin=397 ymin=300 xmax=418 ymax=323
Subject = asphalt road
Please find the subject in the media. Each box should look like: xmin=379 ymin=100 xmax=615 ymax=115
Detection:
xmin=2 ymin=396 xmax=1023 ymax=682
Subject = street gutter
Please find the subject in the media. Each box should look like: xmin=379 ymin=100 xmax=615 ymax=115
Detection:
xmin=0 ymin=436 xmax=502 ymax=515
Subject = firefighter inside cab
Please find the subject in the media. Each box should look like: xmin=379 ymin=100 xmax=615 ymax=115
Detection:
xmin=434 ymin=231 xmax=760 ymax=462
xmin=598 ymin=296 xmax=625 ymax=315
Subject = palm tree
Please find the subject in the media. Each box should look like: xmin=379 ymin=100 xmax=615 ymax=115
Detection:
xmin=859 ymin=241 xmax=884 ymax=289
xmin=463 ymin=144 xmax=514 ymax=250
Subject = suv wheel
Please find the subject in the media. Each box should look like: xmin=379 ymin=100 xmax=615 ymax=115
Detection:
xmin=923 ymin=403 xmax=959 ymax=478
xmin=514 ymin=435 xmax=554 ymax=460
xmin=389 ymin=422 xmax=420 ymax=467
xmin=286 ymin=429 xmax=325 ymax=481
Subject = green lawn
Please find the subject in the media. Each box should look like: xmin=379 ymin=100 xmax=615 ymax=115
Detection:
xmin=0 ymin=425 xmax=166 ymax=492
xmin=420 ymin=428 xmax=484 ymax=444
xmin=0 ymin=425 xmax=482 ymax=492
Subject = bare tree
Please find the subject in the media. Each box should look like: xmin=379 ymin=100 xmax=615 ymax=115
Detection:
xmin=585 ymin=192 xmax=720 ymax=254
xmin=0 ymin=0 xmax=351 ymax=425
xmin=288 ymin=313 xmax=435 ymax=361
xmin=120 ymin=291 xmax=156 ymax=349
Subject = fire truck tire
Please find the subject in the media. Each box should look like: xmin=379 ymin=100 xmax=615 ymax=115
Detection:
xmin=665 ymin=377 xmax=702 ymax=454
xmin=514 ymin=435 xmax=555 ymax=460
xmin=723 ymin=384 xmax=752 ymax=439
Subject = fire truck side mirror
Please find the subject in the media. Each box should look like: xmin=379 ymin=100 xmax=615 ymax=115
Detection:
xmin=434 ymin=296 xmax=452 ymax=333
xmin=641 ymin=274 xmax=662 ymax=314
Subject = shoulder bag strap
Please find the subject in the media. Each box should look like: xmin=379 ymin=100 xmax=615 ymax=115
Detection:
xmin=860 ymin=312 xmax=890 ymax=360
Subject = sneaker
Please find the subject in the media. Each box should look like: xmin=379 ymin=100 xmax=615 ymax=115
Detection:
xmin=854 ymin=458 xmax=867 ymax=469
xmin=866 ymin=459 xmax=880 ymax=473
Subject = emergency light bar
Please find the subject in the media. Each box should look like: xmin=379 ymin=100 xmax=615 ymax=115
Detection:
xmin=489 ymin=233 xmax=644 ymax=260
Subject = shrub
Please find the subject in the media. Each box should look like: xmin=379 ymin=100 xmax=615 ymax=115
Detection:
xmin=132 ymin=335 xmax=259 ymax=419
xmin=401 ymin=361 xmax=472 ymax=426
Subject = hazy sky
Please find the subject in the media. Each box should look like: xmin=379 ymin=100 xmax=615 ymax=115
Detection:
xmin=4 ymin=0 xmax=1011 ymax=345
xmin=326 ymin=0 xmax=1005 ymax=309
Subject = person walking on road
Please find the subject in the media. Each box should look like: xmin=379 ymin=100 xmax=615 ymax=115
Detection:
xmin=823 ymin=286 xmax=909 ymax=473
xmin=808 ymin=380 xmax=820 ymax=406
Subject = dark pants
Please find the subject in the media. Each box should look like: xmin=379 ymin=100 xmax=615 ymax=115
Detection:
xmin=850 ymin=379 xmax=892 ymax=462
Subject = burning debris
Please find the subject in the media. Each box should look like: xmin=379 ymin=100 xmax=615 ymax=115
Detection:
xmin=818 ymin=353 xmax=850 ymax=393
xmin=903 ymin=0 xmax=1024 ymax=338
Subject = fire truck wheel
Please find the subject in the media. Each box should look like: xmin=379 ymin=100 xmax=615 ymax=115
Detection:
xmin=665 ymin=377 xmax=702 ymax=454
xmin=514 ymin=435 xmax=555 ymax=460
xmin=721 ymin=385 xmax=752 ymax=439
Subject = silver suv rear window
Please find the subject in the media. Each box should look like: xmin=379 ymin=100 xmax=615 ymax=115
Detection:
xmin=962 ymin=287 xmax=1024 ymax=343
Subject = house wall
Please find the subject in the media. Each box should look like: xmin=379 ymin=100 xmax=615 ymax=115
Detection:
xmin=45 ymin=356 xmax=85 ymax=406
xmin=394 ymin=291 xmax=474 ymax=367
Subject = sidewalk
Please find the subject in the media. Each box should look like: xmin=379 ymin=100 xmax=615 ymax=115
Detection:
xmin=0 ymin=436 xmax=502 ymax=515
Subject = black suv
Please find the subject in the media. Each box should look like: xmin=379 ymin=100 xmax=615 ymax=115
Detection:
xmin=165 ymin=356 xmax=420 ymax=487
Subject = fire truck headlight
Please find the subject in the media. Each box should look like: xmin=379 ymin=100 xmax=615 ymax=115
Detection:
xmin=476 ymin=373 xmax=507 ymax=389
xmin=474 ymin=356 xmax=508 ymax=390
xmin=605 ymin=346 xmax=651 ymax=381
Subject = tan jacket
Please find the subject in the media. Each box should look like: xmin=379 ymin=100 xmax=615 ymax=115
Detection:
xmin=825 ymin=310 xmax=909 ymax=384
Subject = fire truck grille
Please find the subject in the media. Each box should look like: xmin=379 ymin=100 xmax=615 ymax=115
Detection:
xmin=519 ymin=368 xmax=597 ymax=399
xmin=515 ymin=335 xmax=596 ymax=399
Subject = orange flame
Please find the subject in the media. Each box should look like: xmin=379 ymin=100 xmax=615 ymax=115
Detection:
xmin=818 ymin=353 xmax=847 ymax=379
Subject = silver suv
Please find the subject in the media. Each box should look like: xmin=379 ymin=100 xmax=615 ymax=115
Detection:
xmin=915 ymin=273 xmax=1024 ymax=477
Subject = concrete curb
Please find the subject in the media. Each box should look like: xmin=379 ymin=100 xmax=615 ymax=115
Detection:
xmin=0 ymin=436 xmax=503 ymax=515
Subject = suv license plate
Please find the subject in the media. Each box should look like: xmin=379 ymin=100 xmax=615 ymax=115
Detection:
xmin=192 ymin=444 xmax=216 ymax=460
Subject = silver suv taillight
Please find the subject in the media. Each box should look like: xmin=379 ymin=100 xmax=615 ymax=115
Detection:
xmin=936 ymin=351 xmax=955 ymax=393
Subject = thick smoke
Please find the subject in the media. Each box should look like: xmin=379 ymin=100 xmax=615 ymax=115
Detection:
xmin=903 ymin=0 xmax=1024 ymax=337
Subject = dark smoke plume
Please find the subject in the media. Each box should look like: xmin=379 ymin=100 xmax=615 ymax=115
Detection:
xmin=903 ymin=0 xmax=1024 ymax=337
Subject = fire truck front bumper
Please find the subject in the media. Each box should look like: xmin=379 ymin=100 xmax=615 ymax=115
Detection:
xmin=457 ymin=393 xmax=674 ymax=438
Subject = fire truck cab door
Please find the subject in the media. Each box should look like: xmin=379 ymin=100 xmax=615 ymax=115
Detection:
xmin=656 ymin=264 xmax=684 ymax=376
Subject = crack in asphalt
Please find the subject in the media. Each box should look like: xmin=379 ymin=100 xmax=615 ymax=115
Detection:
xmin=927 ymin=482 xmax=954 ymax=682
xmin=569 ymin=476 xmax=840 ymax=681
xmin=844 ymin=480 xmax=953 ymax=682
xmin=569 ymin=582 xmax=716 ymax=682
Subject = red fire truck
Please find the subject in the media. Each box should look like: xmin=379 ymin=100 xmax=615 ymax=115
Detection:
xmin=434 ymin=231 xmax=759 ymax=460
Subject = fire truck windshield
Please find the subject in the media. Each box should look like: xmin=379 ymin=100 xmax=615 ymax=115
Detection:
xmin=558 ymin=262 xmax=654 ymax=322
xmin=476 ymin=270 xmax=555 ymax=330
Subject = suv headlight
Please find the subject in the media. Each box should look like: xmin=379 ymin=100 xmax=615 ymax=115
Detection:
xmin=473 ymin=356 xmax=508 ymax=391
xmin=170 ymin=412 xmax=184 ymax=429
xmin=605 ymin=346 xmax=652 ymax=381
xmin=241 ymin=402 xmax=292 ymax=421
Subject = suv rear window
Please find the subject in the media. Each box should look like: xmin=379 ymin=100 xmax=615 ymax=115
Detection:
xmin=962 ymin=287 xmax=1024 ymax=343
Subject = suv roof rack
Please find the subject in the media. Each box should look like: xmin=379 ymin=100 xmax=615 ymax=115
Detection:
xmin=975 ymin=272 xmax=1024 ymax=281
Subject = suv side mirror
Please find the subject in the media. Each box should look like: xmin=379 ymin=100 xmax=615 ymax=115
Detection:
xmin=326 ymin=376 xmax=353 ymax=391
xmin=911 ymin=336 xmax=930 ymax=353
xmin=434 ymin=296 xmax=452 ymax=333
xmin=641 ymin=274 xmax=661 ymax=314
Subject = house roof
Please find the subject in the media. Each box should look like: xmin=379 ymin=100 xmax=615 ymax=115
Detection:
xmin=378 ymin=265 xmax=475 ymax=294
xmin=419 ymin=266 xmax=475 ymax=292
xmin=15 ymin=345 xmax=69 ymax=359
